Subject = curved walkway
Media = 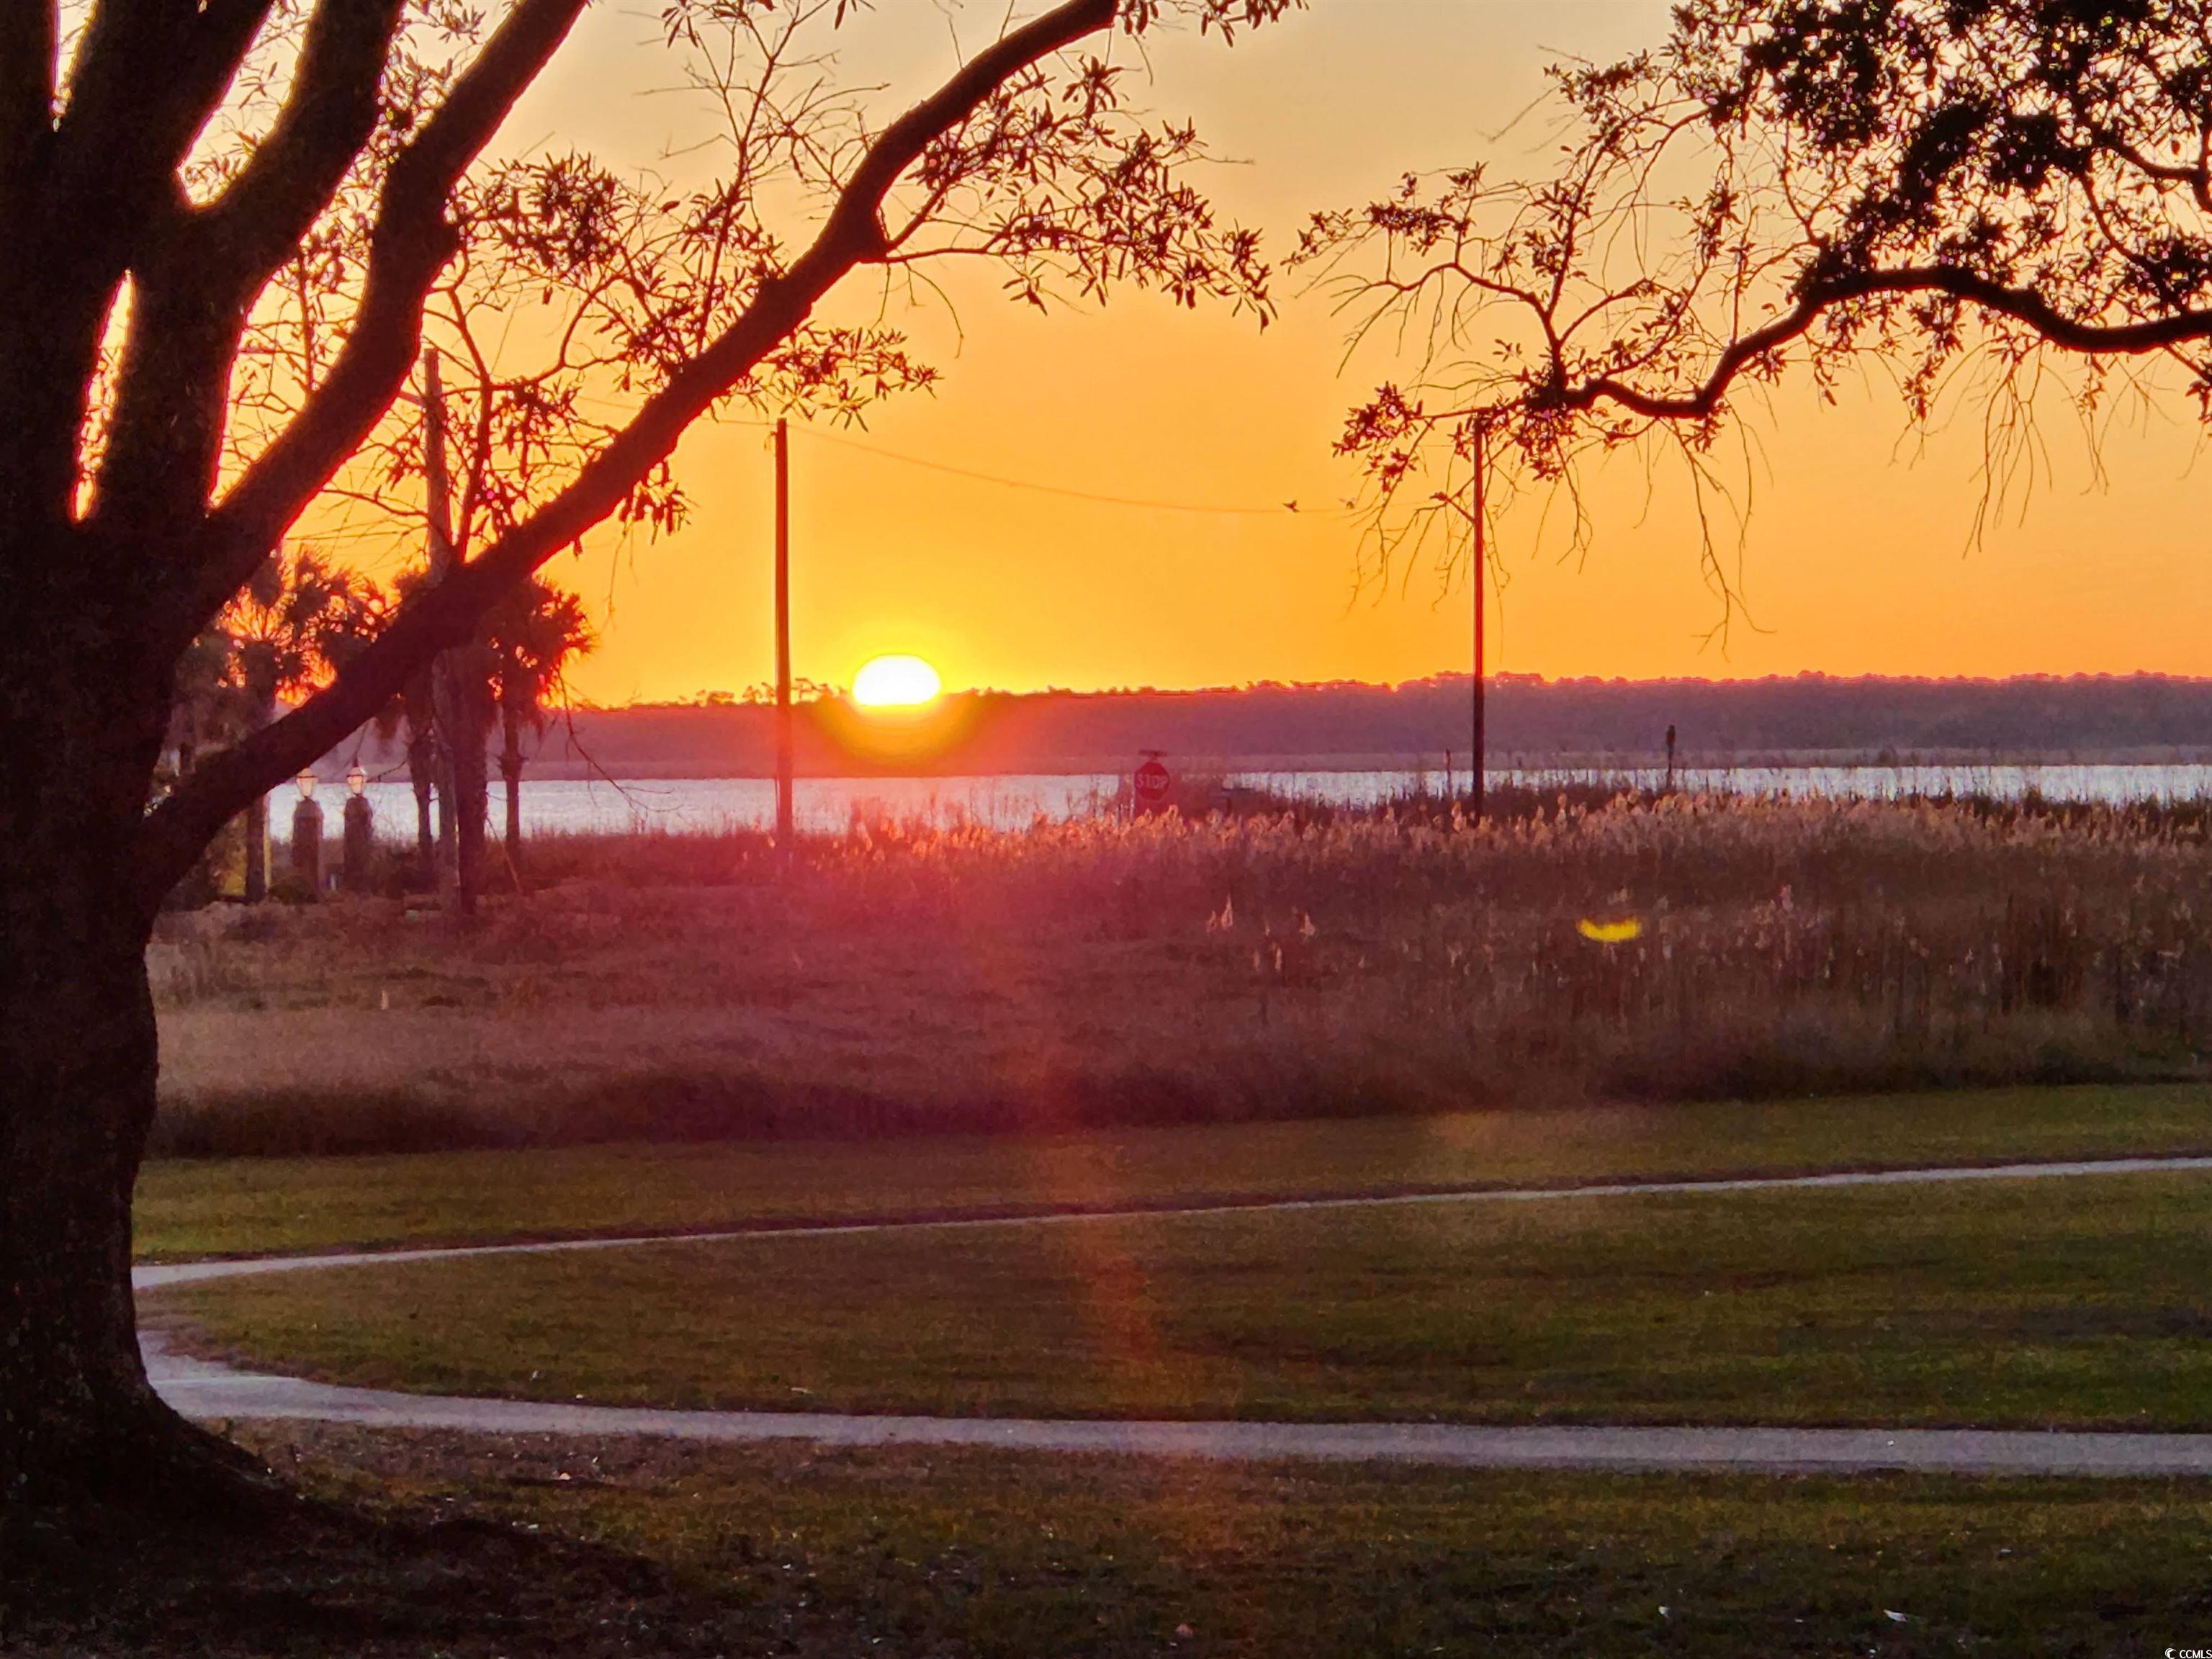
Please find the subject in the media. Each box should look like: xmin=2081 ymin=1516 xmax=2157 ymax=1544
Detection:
xmin=140 ymin=1152 xmax=2212 ymax=1478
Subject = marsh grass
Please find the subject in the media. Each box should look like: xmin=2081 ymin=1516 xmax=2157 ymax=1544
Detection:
xmin=148 ymin=790 xmax=2212 ymax=1157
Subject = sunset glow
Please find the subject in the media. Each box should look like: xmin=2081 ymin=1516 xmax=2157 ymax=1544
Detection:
xmin=851 ymin=655 xmax=944 ymax=709
xmin=534 ymin=4 xmax=2212 ymax=706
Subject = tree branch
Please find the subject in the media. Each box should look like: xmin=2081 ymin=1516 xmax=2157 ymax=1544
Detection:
xmin=85 ymin=0 xmax=408 ymax=541
xmin=47 ymin=0 xmax=273 ymax=283
xmin=197 ymin=0 xmax=410 ymax=285
xmin=0 ymin=0 xmax=55 ymax=226
xmin=183 ymin=0 xmax=594 ymax=637
xmin=1556 ymin=264 xmax=2212 ymax=423
xmin=135 ymin=0 xmax=1120 ymax=912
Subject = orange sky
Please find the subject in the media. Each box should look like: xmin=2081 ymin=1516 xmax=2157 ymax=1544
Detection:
xmin=497 ymin=2 xmax=2212 ymax=704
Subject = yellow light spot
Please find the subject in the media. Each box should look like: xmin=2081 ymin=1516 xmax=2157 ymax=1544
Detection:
xmin=851 ymin=655 xmax=943 ymax=709
xmin=1576 ymin=917 xmax=1644 ymax=944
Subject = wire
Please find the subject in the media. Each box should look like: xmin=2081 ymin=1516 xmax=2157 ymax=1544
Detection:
xmin=788 ymin=421 xmax=1352 ymax=518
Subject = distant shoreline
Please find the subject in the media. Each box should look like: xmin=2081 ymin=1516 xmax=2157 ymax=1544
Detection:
xmin=463 ymin=750 xmax=2212 ymax=783
xmin=306 ymin=673 xmax=2212 ymax=783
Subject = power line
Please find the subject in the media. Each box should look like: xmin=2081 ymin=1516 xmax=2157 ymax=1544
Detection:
xmin=788 ymin=421 xmax=1352 ymax=518
xmin=377 ymin=398 xmax=1341 ymax=518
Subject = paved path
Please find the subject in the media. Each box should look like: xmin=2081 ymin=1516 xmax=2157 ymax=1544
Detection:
xmin=139 ymin=1153 xmax=2212 ymax=1477
xmin=138 ymin=1330 xmax=2212 ymax=1476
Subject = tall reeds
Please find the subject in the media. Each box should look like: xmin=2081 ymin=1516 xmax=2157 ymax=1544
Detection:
xmin=148 ymin=791 xmax=2212 ymax=1154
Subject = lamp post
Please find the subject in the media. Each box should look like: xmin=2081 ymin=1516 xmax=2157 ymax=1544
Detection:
xmin=342 ymin=764 xmax=374 ymax=892
xmin=289 ymin=770 xmax=325 ymax=895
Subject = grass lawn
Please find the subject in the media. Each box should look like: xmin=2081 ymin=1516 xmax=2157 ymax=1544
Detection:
xmin=157 ymin=1166 xmax=2212 ymax=1430
xmin=133 ymin=1081 xmax=2212 ymax=1261
xmin=12 ymin=1424 xmax=2206 ymax=1656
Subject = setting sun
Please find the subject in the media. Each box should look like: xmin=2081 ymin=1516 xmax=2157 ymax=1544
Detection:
xmin=850 ymin=655 xmax=944 ymax=709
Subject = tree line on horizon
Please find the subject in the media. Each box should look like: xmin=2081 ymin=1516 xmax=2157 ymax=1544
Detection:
xmin=433 ymin=672 xmax=2212 ymax=778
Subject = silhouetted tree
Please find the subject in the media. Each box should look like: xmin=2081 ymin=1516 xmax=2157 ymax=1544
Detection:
xmin=0 ymin=0 xmax=1281 ymax=1508
xmin=364 ymin=573 xmax=439 ymax=872
xmin=213 ymin=547 xmax=374 ymax=899
xmin=161 ymin=546 xmax=372 ymax=899
xmin=485 ymin=575 xmax=594 ymax=867
xmin=366 ymin=567 xmax=590 ymax=891
xmin=1303 ymin=0 xmax=2212 ymax=620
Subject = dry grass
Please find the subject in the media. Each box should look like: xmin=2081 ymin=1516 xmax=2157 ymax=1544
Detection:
xmin=148 ymin=790 xmax=2212 ymax=1156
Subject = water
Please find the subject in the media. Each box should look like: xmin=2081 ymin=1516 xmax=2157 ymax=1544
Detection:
xmin=1258 ymin=763 xmax=2212 ymax=809
xmin=335 ymin=774 xmax=1127 ymax=839
xmin=304 ymin=763 xmax=2212 ymax=840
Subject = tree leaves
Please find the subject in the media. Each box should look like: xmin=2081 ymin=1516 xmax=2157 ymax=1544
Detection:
xmin=1301 ymin=0 xmax=2212 ymax=631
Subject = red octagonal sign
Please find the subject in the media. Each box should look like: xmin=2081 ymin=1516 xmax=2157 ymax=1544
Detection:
xmin=1133 ymin=757 xmax=1172 ymax=807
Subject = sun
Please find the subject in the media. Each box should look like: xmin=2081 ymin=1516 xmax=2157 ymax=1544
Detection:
xmin=850 ymin=654 xmax=943 ymax=709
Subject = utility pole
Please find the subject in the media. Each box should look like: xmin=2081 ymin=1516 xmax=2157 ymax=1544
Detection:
xmin=423 ymin=346 xmax=488 ymax=917
xmin=1469 ymin=419 xmax=1489 ymax=824
xmin=773 ymin=416 xmax=794 ymax=852
xmin=424 ymin=347 xmax=456 ymax=887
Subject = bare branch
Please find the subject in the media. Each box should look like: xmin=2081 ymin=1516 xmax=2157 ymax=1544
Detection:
xmin=48 ymin=0 xmax=274 ymax=282
xmin=1307 ymin=1 xmax=2212 ymax=615
xmin=1559 ymin=266 xmax=2212 ymax=425
xmin=195 ymin=0 xmax=410 ymax=288
xmin=84 ymin=0 xmax=410 ymax=549
xmin=136 ymin=0 xmax=1123 ymax=908
xmin=186 ymin=0 xmax=593 ymax=634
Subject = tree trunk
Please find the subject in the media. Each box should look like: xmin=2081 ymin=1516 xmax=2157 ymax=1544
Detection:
xmin=457 ymin=659 xmax=491 ymax=913
xmin=3 ymin=908 xmax=174 ymax=1498
xmin=240 ymin=674 xmax=277 ymax=904
xmin=243 ymin=791 xmax=269 ymax=901
xmin=501 ymin=692 xmax=524 ymax=867
xmin=408 ymin=722 xmax=436 ymax=868
xmin=432 ymin=646 xmax=492 ymax=919
xmin=0 ymin=675 xmax=266 ymax=1505
xmin=433 ymin=715 xmax=457 ymax=889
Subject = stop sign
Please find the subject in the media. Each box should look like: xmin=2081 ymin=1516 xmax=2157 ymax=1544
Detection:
xmin=1133 ymin=756 xmax=1172 ymax=808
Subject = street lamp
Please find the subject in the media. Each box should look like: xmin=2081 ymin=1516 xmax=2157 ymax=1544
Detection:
xmin=289 ymin=772 xmax=325 ymax=893
xmin=341 ymin=763 xmax=374 ymax=892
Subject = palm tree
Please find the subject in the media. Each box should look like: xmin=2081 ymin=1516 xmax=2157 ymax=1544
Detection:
xmin=163 ymin=626 xmax=238 ymax=791
xmin=379 ymin=570 xmax=444 ymax=876
xmin=369 ymin=567 xmax=591 ymax=889
xmin=484 ymin=577 xmax=595 ymax=869
xmin=189 ymin=548 xmax=373 ymax=899
xmin=364 ymin=666 xmax=439 ymax=876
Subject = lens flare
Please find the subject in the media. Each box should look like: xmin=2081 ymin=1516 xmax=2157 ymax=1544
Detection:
xmin=851 ymin=655 xmax=943 ymax=709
